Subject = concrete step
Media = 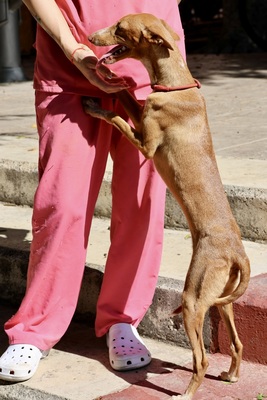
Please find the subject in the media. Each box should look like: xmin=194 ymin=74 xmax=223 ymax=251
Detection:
xmin=0 ymin=202 xmax=266 ymax=365
xmin=0 ymin=148 xmax=267 ymax=242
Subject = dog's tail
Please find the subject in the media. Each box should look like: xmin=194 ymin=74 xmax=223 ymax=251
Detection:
xmin=172 ymin=256 xmax=250 ymax=315
xmin=214 ymin=256 xmax=250 ymax=307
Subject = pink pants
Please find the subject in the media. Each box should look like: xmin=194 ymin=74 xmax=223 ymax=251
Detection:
xmin=5 ymin=93 xmax=166 ymax=351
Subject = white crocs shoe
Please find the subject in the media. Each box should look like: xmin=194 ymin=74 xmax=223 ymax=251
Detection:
xmin=107 ymin=323 xmax=151 ymax=371
xmin=0 ymin=344 xmax=49 ymax=382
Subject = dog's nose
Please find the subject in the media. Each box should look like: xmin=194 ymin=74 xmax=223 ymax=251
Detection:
xmin=88 ymin=35 xmax=94 ymax=43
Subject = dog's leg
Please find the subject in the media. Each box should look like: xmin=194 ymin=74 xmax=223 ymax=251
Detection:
xmin=83 ymin=97 xmax=158 ymax=158
xmin=83 ymin=97 xmax=144 ymax=148
xmin=172 ymin=301 xmax=209 ymax=400
xmin=115 ymin=90 xmax=144 ymax=129
xmin=217 ymin=303 xmax=243 ymax=382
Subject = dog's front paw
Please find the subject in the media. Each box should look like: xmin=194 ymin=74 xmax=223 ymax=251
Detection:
xmin=82 ymin=97 xmax=103 ymax=118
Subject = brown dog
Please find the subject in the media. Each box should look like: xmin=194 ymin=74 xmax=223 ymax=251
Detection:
xmin=83 ymin=13 xmax=250 ymax=399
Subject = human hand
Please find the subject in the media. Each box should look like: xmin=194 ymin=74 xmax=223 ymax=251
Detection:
xmin=70 ymin=45 xmax=134 ymax=93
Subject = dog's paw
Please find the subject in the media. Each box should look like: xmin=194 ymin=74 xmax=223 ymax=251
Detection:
xmin=172 ymin=395 xmax=191 ymax=399
xmin=220 ymin=371 xmax=239 ymax=383
xmin=82 ymin=97 xmax=103 ymax=118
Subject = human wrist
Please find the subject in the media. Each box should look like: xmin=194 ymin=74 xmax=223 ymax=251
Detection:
xmin=67 ymin=44 xmax=95 ymax=63
xmin=70 ymin=46 xmax=86 ymax=63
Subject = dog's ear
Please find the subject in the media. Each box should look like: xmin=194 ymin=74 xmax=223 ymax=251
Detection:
xmin=160 ymin=19 xmax=180 ymax=42
xmin=142 ymin=20 xmax=179 ymax=50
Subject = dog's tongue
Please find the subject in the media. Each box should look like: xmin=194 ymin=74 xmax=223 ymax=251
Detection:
xmin=97 ymin=45 xmax=124 ymax=66
xmin=96 ymin=45 xmax=136 ymax=89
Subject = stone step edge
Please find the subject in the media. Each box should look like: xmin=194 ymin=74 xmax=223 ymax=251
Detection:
xmin=0 ymin=246 xmax=266 ymax=365
xmin=0 ymin=159 xmax=266 ymax=242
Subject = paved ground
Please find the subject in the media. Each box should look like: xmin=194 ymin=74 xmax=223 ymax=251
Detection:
xmin=1 ymin=53 xmax=267 ymax=179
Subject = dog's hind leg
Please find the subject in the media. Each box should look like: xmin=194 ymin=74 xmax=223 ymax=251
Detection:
xmin=172 ymin=301 xmax=209 ymax=400
xmin=217 ymin=303 xmax=243 ymax=383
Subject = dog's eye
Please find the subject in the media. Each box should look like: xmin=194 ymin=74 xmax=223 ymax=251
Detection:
xmin=115 ymin=25 xmax=126 ymax=41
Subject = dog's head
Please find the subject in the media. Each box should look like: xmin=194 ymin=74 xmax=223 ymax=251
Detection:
xmin=88 ymin=13 xmax=180 ymax=64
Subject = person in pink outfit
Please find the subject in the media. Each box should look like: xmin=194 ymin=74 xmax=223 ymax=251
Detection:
xmin=0 ymin=0 xmax=185 ymax=381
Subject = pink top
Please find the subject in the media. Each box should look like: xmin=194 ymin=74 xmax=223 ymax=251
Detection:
xmin=34 ymin=0 xmax=185 ymax=99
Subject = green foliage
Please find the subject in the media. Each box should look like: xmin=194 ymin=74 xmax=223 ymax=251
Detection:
xmin=257 ymin=394 xmax=267 ymax=400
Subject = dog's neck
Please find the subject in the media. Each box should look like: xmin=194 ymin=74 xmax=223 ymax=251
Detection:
xmin=141 ymin=44 xmax=194 ymax=89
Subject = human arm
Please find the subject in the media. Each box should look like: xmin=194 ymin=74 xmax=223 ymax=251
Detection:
xmin=22 ymin=0 xmax=130 ymax=92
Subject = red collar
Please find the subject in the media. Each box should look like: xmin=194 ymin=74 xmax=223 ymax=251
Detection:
xmin=151 ymin=79 xmax=201 ymax=92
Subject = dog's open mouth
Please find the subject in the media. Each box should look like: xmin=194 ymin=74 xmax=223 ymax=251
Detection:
xmin=99 ymin=45 xmax=129 ymax=64
xmin=95 ymin=44 xmax=136 ymax=89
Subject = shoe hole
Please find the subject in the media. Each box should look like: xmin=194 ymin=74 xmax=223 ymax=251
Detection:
xmin=0 ymin=368 xmax=2 ymax=372
xmin=121 ymin=337 xmax=124 ymax=340
xmin=127 ymin=361 xmax=132 ymax=365
xmin=10 ymin=371 xmax=15 ymax=375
